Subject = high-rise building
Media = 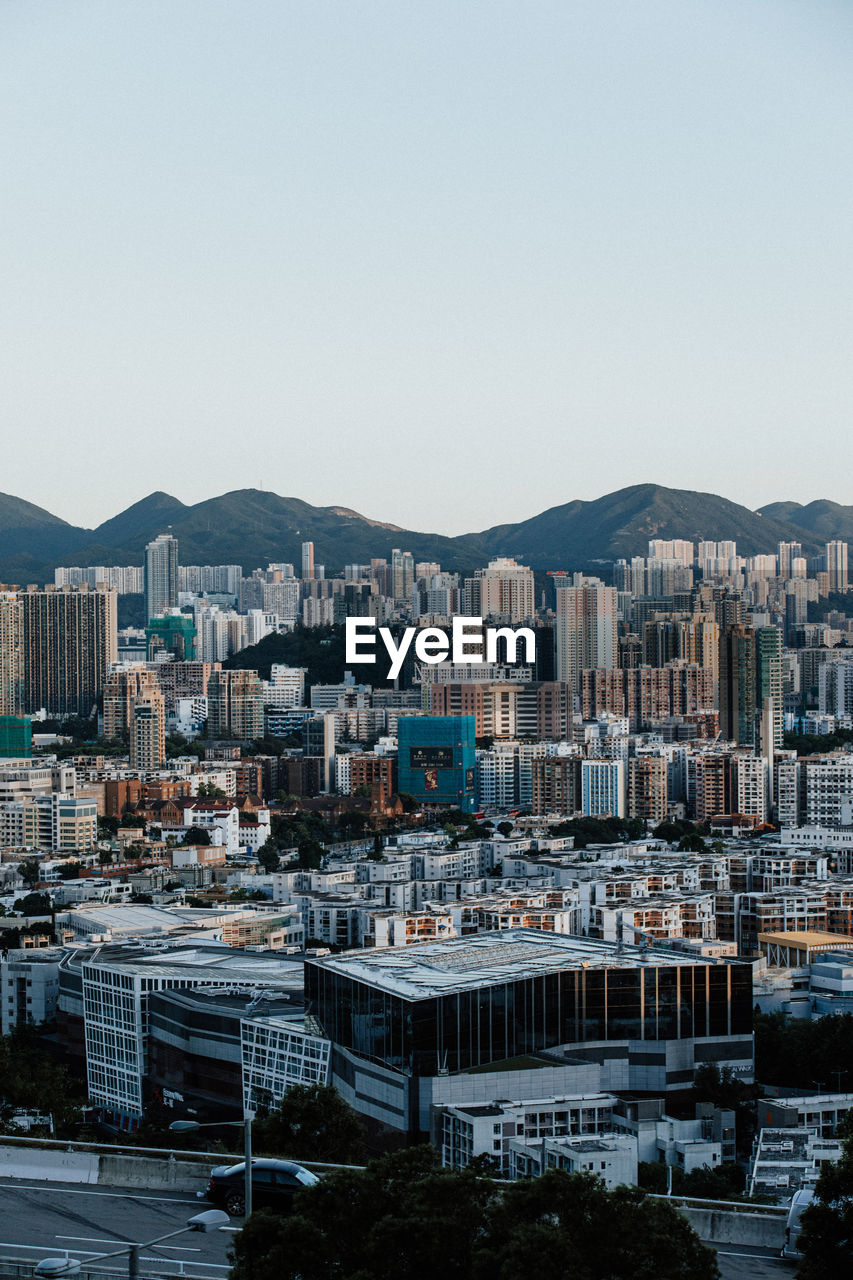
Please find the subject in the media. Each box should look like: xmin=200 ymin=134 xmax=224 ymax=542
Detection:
xmin=627 ymin=754 xmax=668 ymax=826
xmin=718 ymin=625 xmax=756 ymax=747
xmin=144 ymin=533 xmax=179 ymax=623
xmin=531 ymin=755 xmax=581 ymax=815
xmin=825 ymin=541 xmax=849 ymax=593
xmin=207 ymin=669 xmax=264 ymax=739
xmin=756 ymin=627 xmax=783 ymax=750
xmin=391 ymin=549 xmax=415 ymax=605
xmin=581 ymin=758 xmax=626 ymax=818
xmin=21 ymin=585 xmax=117 ymax=718
xmin=0 ymin=593 xmax=23 ymax=716
xmin=104 ymin=665 xmax=164 ymax=739
xmin=301 ymin=541 xmax=315 ymax=580
xmin=129 ymin=688 xmax=166 ymax=769
xmin=777 ymin=542 xmax=803 ymax=579
xmin=467 ymin=558 xmax=535 ymax=623
xmin=555 ymin=584 xmax=618 ymax=693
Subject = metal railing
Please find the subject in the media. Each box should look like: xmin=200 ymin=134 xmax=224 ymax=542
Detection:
xmin=0 ymin=1134 xmax=364 ymax=1173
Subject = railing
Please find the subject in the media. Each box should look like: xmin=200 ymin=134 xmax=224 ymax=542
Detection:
xmin=647 ymin=1192 xmax=787 ymax=1215
xmin=0 ymin=1133 xmax=364 ymax=1172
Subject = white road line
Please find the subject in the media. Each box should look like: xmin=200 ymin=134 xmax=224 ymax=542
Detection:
xmin=0 ymin=1183 xmax=200 ymax=1204
xmin=55 ymin=1237 xmax=201 ymax=1252
xmin=714 ymin=1250 xmax=781 ymax=1259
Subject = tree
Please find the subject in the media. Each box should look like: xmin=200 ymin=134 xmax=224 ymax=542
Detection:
xmin=186 ymin=826 xmax=212 ymax=845
xmin=17 ymin=859 xmax=41 ymax=890
xmin=296 ymin=837 xmax=324 ymax=870
xmin=228 ymin=1151 xmax=719 ymax=1280
xmin=497 ymin=821 xmax=513 ymax=838
xmin=257 ymin=839 xmax=281 ymax=873
xmin=250 ymin=1083 xmax=365 ymax=1164
xmin=796 ymin=1113 xmax=853 ymax=1278
xmin=13 ymin=891 xmax=52 ymax=917
xmin=677 ymin=832 xmax=706 ymax=853
xmin=97 ymin=850 xmax=113 ymax=866
xmin=197 ymin=781 xmax=226 ymax=798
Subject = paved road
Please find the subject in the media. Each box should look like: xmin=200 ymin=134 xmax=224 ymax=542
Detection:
xmin=0 ymin=1179 xmax=233 ymax=1277
xmin=703 ymin=1241 xmax=794 ymax=1279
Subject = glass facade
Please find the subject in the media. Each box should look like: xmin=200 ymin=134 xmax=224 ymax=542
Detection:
xmin=305 ymin=960 xmax=753 ymax=1077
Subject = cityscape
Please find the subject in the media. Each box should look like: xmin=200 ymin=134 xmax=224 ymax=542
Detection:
xmin=3 ymin=2 xmax=853 ymax=1278
xmin=0 ymin=507 xmax=852 ymax=1273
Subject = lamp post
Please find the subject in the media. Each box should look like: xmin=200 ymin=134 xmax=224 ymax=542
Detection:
xmin=34 ymin=1210 xmax=229 ymax=1280
xmin=169 ymin=1112 xmax=255 ymax=1217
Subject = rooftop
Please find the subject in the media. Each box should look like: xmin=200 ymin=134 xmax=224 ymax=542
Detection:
xmin=758 ymin=930 xmax=853 ymax=947
xmin=306 ymin=927 xmax=717 ymax=1000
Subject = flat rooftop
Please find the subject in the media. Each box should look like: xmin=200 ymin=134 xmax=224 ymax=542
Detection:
xmin=758 ymin=930 xmax=853 ymax=948
xmin=307 ymin=927 xmax=716 ymax=1000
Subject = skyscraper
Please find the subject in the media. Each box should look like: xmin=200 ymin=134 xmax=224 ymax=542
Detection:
xmin=144 ymin=533 xmax=179 ymax=624
xmin=756 ymin=626 xmax=783 ymax=750
xmin=129 ymin=688 xmax=166 ymax=769
xmin=301 ymin=541 xmax=315 ymax=580
xmin=207 ymin=669 xmax=264 ymax=739
xmin=391 ymin=548 xmax=415 ymax=604
xmin=21 ymin=584 xmax=117 ymax=717
xmin=0 ymin=593 xmax=23 ymax=716
xmin=825 ymin=541 xmax=849 ymax=593
xmin=104 ymin=664 xmax=163 ymax=739
xmin=718 ymin=624 xmax=756 ymax=747
xmin=468 ymin=558 xmax=535 ymax=623
xmin=554 ymin=584 xmax=618 ymax=693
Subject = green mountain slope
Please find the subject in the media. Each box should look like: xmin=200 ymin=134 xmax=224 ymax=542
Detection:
xmin=0 ymin=483 xmax=845 ymax=583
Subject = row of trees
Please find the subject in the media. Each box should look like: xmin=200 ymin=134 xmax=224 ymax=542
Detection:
xmin=229 ymin=1146 xmax=719 ymax=1280
xmin=754 ymin=1011 xmax=853 ymax=1092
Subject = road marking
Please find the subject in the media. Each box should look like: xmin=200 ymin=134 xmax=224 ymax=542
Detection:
xmin=55 ymin=1237 xmax=201 ymax=1252
xmin=714 ymin=1251 xmax=781 ymax=1259
xmin=0 ymin=1184 xmax=200 ymax=1204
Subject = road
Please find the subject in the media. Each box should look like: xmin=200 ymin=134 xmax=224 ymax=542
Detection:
xmin=703 ymin=1241 xmax=793 ymax=1279
xmin=0 ymin=1179 xmax=233 ymax=1277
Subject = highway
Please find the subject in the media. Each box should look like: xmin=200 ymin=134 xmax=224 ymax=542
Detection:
xmin=0 ymin=1179 xmax=233 ymax=1277
xmin=703 ymin=1242 xmax=792 ymax=1279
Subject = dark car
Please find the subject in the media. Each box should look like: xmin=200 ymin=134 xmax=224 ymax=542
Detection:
xmin=206 ymin=1158 xmax=319 ymax=1216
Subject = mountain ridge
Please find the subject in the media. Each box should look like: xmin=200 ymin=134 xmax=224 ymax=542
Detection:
xmin=0 ymin=484 xmax=847 ymax=583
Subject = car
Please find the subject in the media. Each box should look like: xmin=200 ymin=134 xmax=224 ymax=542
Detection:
xmin=206 ymin=1158 xmax=320 ymax=1216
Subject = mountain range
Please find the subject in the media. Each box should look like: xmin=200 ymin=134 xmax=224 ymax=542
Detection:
xmin=0 ymin=484 xmax=848 ymax=585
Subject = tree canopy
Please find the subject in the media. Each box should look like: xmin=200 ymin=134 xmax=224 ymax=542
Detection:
xmin=754 ymin=1011 xmax=853 ymax=1092
xmin=229 ymin=1147 xmax=719 ymax=1280
xmin=251 ymin=1083 xmax=365 ymax=1165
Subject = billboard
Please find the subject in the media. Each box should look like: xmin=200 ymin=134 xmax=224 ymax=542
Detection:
xmin=465 ymin=766 xmax=475 ymax=791
xmin=410 ymin=746 xmax=454 ymax=769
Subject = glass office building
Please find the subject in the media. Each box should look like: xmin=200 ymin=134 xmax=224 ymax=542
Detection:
xmin=305 ymin=929 xmax=753 ymax=1079
xmin=397 ymin=715 xmax=477 ymax=813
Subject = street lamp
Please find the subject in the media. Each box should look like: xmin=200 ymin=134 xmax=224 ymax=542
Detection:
xmin=169 ymin=1113 xmax=255 ymax=1217
xmin=34 ymin=1210 xmax=229 ymax=1280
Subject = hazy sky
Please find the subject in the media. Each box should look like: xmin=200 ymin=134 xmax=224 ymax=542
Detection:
xmin=2 ymin=1 xmax=852 ymax=534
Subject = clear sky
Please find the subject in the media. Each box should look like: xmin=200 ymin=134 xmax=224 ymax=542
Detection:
xmin=2 ymin=1 xmax=852 ymax=534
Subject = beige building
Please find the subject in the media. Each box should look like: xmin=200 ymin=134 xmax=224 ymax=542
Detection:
xmin=104 ymin=664 xmax=162 ymax=738
xmin=466 ymin=558 xmax=535 ymax=623
xmin=130 ymin=689 xmax=166 ymax=769
xmin=0 ymin=593 xmax=23 ymax=716
xmin=207 ymin=669 xmax=264 ymax=739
